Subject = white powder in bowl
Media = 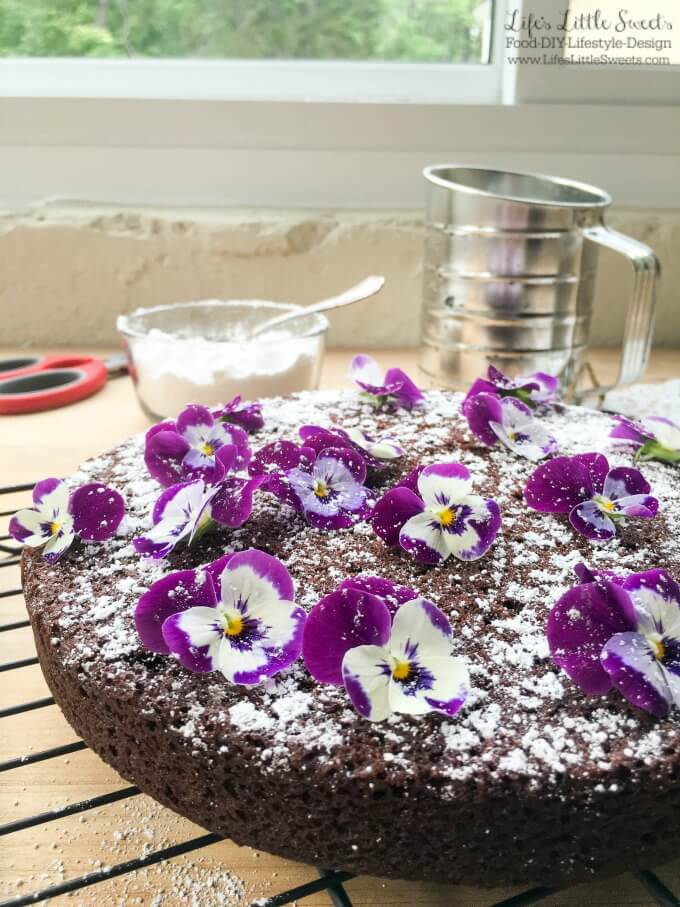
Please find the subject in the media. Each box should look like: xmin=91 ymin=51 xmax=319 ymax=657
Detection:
xmin=129 ymin=326 xmax=325 ymax=418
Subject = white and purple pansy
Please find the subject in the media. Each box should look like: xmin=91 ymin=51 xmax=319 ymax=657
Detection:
xmin=144 ymin=403 xmax=251 ymax=487
xmin=135 ymin=549 xmax=305 ymax=685
xmin=372 ymin=463 xmax=501 ymax=566
xmin=464 ymin=365 xmax=561 ymax=410
xmin=524 ymin=452 xmax=658 ymax=542
xmin=212 ymin=395 xmax=264 ymax=434
xmin=349 ymin=354 xmax=424 ymax=410
xmin=463 ymin=393 xmax=558 ymax=461
xmin=250 ymin=440 xmax=371 ymax=530
xmin=298 ymin=424 xmax=403 ymax=476
xmin=610 ymin=414 xmax=680 ymax=466
xmin=302 ymin=583 xmax=469 ymax=722
xmin=9 ymin=477 xmax=125 ymax=563
xmin=547 ymin=566 xmax=680 ymax=718
xmin=133 ymin=474 xmax=263 ymax=559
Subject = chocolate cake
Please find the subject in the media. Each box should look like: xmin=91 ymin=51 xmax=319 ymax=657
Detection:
xmin=21 ymin=389 xmax=680 ymax=888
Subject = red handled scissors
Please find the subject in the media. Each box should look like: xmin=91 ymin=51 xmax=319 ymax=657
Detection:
xmin=0 ymin=354 xmax=126 ymax=415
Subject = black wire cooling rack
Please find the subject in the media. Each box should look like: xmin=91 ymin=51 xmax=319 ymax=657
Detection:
xmin=1 ymin=481 xmax=678 ymax=907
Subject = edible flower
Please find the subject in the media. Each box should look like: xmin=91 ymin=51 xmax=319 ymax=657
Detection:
xmin=610 ymin=414 xmax=680 ymax=466
xmin=133 ymin=475 xmax=263 ymax=559
xmin=135 ymin=549 xmax=305 ymax=685
xmin=213 ymin=395 xmax=264 ymax=433
xmin=547 ymin=565 xmax=680 ymax=718
xmin=463 ymin=393 xmax=558 ymax=461
xmin=372 ymin=463 xmax=501 ymax=565
xmin=10 ymin=478 xmax=125 ymax=563
xmin=250 ymin=440 xmax=370 ymax=529
xmin=298 ymin=424 xmax=403 ymax=476
xmin=464 ymin=365 xmax=560 ymax=410
xmin=303 ymin=582 xmax=469 ymax=722
xmin=145 ymin=403 xmax=251 ymax=487
xmin=524 ymin=452 xmax=658 ymax=542
xmin=349 ymin=354 xmax=424 ymax=409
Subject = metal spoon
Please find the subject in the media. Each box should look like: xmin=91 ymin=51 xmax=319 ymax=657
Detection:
xmin=249 ymin=275 xmax=385 ymax=338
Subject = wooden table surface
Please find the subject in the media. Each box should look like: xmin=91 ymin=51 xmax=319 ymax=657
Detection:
xmin=1 ymin=347 xmax=679 ymax=907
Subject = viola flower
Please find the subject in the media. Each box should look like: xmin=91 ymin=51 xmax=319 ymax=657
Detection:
xmin=463 ymin=393 xmax=558 ymax=461
xmin=250 ymin=441 xmax=370 ymax=530
xmin=303 ymin=585 xmax=468 ymax=722
xmin=524 ymin=452 xmax=658 ymax=542
xmin=372 ymin=463 xmax=501 ymax=566
xmin=145 ymin=404 xmax=251 ymax=487
xmin=136 ymin=549 xmax=305 ymax=685
xmin=9 ymin=478 xmax=125 ymax=563
xmin=547 ymin=567 xmax=680 ymax=718
xmin=213 ymin=395 xmax=264 ymax=434
xmin=133 ymin=474 xmax=262 ymax=559
xmin=464 ymin=365 xmax=560 ymax=410
xmin=299 ymin=424 xmax=403 ymax=474
xmin=349 ymin=354 xmax=424 ymax=409
xmin=610 ymin=414 xmax=680 ymax=466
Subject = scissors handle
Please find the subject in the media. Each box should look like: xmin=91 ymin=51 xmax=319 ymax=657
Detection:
xmin=0 ymin=355 xmax=108 ymax=415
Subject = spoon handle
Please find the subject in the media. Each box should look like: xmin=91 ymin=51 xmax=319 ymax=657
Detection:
xmin=250 ymin=275 xmax=385 ymax=338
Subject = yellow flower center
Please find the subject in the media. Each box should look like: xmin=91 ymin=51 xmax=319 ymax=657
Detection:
xmin=593 ymin=495 xmax=616 ymax=513
xmin=392 ymin=659 xmax=411 ymax=681
xmin=49 ymin=521 xmax=61 ymax=536
xmin=651 ymin=638 xmax=665 ymax=661
xmin=313 ymin=479 xmax=329 ymax=499
xmin=436 ymin=506 xmax=456 ymax=527
xmin=200 ymin=442 xmax=216 ymax=457
xmin=223 ymin=614 xmax=244 ymax=637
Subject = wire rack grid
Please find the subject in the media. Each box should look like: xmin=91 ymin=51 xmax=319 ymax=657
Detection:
xmin=1 ymin=481 xmax=678 ymax=907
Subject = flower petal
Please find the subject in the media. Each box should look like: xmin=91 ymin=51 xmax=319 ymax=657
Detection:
xmin=491 ymin=397 xmax=557 ymax=461
xmin=135 ymin=566 xmax=218 ymax=653
xmin=525 ymin=454 xmax=603 ymax=513
xmin=444 ymin=497 xmax=502 ymax=561
xmin=399 ymin=511 xmax=450 ymax=565
xmin=339 ymin=575 xmax=418 ymax=616
xmin=383 ymin=367 xmax=424 ymax=408
xmin=42 ymin=526 xmax=77 ymax=563
xmin=162 ymin=606 xmax=222 ymax=672
xmin=569 ymin=500 xmax=616 ymax=541
xmin=33 ymin=477 xmax=69 ymax=511
xmin=603 ymin=466 xmax=651 ymax=501
xmin=210 ymin=475 xmax=263 ymax=528
xmin=610 ymin=415 xmax=647 ymax=446
xmin=601 ymin=632 xmax=672 ymax=718
xmin=303 ymin=587 xmax=391 ymax=684
xmin=144 ymin=428 xmax=189 ymax=487
xmin=622 ymin=569 xmax=680 ymax=643
xmin=416 ymin=462 xmax=471 ymax=508
xmin=372 ymin=487 xmax=424 ymax=546
xmin=390 ymin=598 xmax=453 ymax=660
xmin=547 ymin=580 xmax=637 ymax=695
xmin=9 ymin=508 xmax=52 ymax=546
xmin=70 ymin=483 xmax=125 ymax=542
xmin=462 ymin=392 xmax=503 ymax=447
xmin=220 ymin=548 xmax=295 ymax=607
xmin=613 ymin=494 xmax=659 ymax=519
xmin=646 ymin=416 xmax=680 ymax=451
xmin=342 ymin=644 xmax=392 ymax=721
xmin=176 ymin=403 xmax=214 ymax=435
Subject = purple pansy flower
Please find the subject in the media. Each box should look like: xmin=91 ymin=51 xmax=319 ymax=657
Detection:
xmin=349 ymin=354 xmax=424 ymax=409
xmin=524 ymin=452 xmax=658 ymax=542
xmin=464 ymin=365 xmax=560 ymax=409
xmin=548 ymin=567 xmax=680 ymax=718
xmin=463 ymin=393 xmax=558 ymax=461
xmin=372 ymin=463 xmax=501 ymax=566
xmin=298 ymin=424 xmax=403 ymax=475
xmin=250 ymin=440 xmax=370 ymax=530
xmin=135 ymin=549 xmax=305 ymax=685
xmin=610 ymin=414 xmax=680 ymax=466
xmin=213 ymin=395 xmax=264 ymax=433
xmin=145 ymin=404 xmax=251 ymax=487
xmin=303 ymin=584 xmax=468 ymax=722
xmin=133 ymin=474 xmax=263 ymax=559
xmin=9 ymin=478 xmax=125 ymax=563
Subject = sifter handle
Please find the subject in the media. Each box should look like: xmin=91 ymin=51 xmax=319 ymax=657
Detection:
xmin=584 ymin=225 xmax=660 ymax=390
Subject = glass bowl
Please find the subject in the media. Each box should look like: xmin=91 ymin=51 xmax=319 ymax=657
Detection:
xmin=117 ymin=300 xmax=328 ymax=420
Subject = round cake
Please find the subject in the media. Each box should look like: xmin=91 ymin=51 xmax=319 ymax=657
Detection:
xmin=21 ymin=388 xmax=680 ymax=888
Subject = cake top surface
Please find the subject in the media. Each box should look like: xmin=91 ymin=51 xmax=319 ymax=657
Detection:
xmin=23 ymin=389 xmax=680 ymax=795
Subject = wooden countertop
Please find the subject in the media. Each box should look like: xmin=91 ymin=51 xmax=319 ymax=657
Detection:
xmin=1 ymin=348 xmax=679 ymax=907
